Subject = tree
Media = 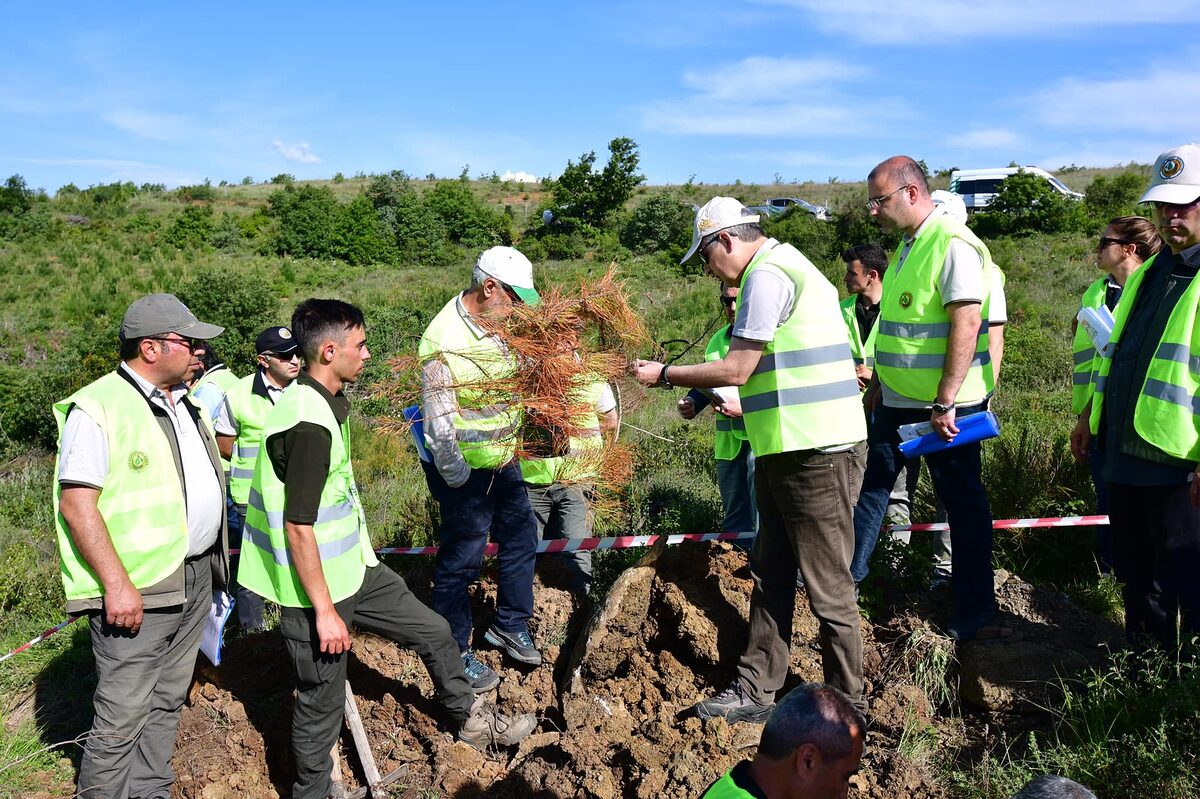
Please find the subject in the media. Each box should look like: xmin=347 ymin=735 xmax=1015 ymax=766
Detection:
xmin=973 ymin=169 xmax=1087 ymax=237
xmin=266 ymin=184 xmax=338 ymax=258
xmin=0 ymin=175 xmax=34 ymax=215
xmin=549 ymin=137 xmax=645 ymax=230
xmin=1084 ymin=171 xmax=1148 ymax=224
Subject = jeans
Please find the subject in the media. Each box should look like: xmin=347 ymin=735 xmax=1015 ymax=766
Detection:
xmin=526 ymin=482 xmax=592 ymax=596
xmin=280 ymin=565 xmax=472 ymax=799
xmin=421 ymin=460 xmax=537 ymax=651
xmin=1107 ymin=481 xmax=1200 ymax=651
xmin=852 ymin=402 xmax=995 ymax=625
xmin=715 ymin=441 xmax=758 ymax=532
xmin=736 ymin=443 xmax=866 ymax=708
xmin=77 ymin=556 xmax=212 ymax=799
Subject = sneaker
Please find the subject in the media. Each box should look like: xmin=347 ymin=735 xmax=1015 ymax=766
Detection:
xmin=484 ymin=625 xmax=542 ymax=665
xmin=457 ymin=696 xmax=537 ymax=750
xmin=461 ymin=650 xmax=500 ymax=693
xmin=693 ymin=680 xmax=773 ymax=724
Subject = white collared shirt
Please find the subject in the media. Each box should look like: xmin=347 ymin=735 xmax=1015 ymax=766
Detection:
xmin=59 ymin=363 xmax=223 ymax=557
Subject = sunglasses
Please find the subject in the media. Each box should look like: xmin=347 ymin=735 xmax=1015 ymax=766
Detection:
xmin=265 ymin=351 xmax=301 ymax=361
xmin=698 ymin=233 xmax=722 ymax=264
xmin=149 ymin=336 xmax=202 ymax=352
xmin=719 ymin=295 xmax=737 ymax=308
xmin=1096 ymin=236 xmax=1132 ymax=251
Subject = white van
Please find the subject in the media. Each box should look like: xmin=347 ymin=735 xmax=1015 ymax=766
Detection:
xmin=949 ymin=167 xmax=1083 ymax=211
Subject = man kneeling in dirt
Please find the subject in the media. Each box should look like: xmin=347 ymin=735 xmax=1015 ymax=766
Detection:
xmin=236 ymin=299 xmax=534 ymax=799
xmin=701 ymin=683 xmax=865 ymax=799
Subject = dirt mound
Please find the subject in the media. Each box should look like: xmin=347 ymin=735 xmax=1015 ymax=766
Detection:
xmin=166 ymin=544 xmax=1120 ymax=798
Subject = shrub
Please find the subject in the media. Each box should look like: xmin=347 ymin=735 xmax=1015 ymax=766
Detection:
xmin=548 ymin=137 xmax=644 ymax=230
xmin=176 ymin=268 xmax=283 ymax=374
xmin=763 ymin=206 xmax=840 ymax=274
xmin=176 ymin=182 xmax=217 ymax=203
xmin=270 ymin=173 xmax=296 ymax=185
xmin=422 ymin=181 xmax=512 ymax=248
xmin=0 ymin=175 xmax=34 ymax=215
xmin=164 ymin=204 xmax=215 ymax=250
xmin=208 ymin=211 xmax=246 ymax=252
xmin=266 ymin=184 xmax=338 ymax=259
xmin=973 ymin=170 xmax=1088 ymax=237
xmin=332 ymin=194 xmax=397 ymax=265
xmin=621 ymin=193 xmax=693 ymax=257
xmin=1084 ymin=171 xmax=1148 ymax=224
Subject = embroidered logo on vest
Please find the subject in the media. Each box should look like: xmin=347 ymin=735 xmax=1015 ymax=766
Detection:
xmin=128 ymin=451 xmax=149 ymax=472
xmin=899 ymin=291 xmax=913 ymax=309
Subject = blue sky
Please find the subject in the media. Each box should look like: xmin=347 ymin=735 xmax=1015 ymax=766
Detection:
xmin=4 ymin=1 xmax=1200 ymax=192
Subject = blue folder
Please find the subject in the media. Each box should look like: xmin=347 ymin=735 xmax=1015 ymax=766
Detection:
xmin=403 ymin=405 xmax=432 ymax=463
xmin=898 ymin=410 xmax=1001 ymax=458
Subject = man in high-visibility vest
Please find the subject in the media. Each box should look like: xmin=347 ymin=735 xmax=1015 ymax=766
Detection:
xmin=634 ymin=197 xmax=867 ymax=722
xmin=852 ymin=155 xmax=998 ymax=641
xmin=54 ymin=293 xmax=229 ymax=799
xmin=236 ymin=299 xmax=534 ymax=799
xmin=1071 ymin=143 xmax=1200 ymax=651
xmin=213 ymin=325 xmax=301 ymax=630
xmin=677 ymin=283 xmax=757 ymax=535
xmin=700 ymin=683 xmax=864 ymax=799
xmin=418 ymin=246 xmax=541 ymax=693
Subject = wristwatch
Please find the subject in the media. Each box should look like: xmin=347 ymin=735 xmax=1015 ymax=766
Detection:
xmin=932 ymin=401 xmax=955 ymax=416
xmin=658 ymin=365 xmax=673 ymax=390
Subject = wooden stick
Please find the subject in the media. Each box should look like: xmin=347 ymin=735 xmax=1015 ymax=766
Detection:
xmin=343 ymin=680 xmax=384 ymax=797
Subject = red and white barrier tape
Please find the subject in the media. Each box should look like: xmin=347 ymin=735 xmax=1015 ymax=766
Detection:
xmin=0 ymin=615 xmax=83 ymax=664
xmin=4 ymin=515 xmax=1112 ymax=663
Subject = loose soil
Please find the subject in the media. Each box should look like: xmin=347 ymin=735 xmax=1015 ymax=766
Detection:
xmin=19 ymin=542 xmax=1122 ymax=798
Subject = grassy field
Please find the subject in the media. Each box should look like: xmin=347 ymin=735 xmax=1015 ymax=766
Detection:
xmin=1 ymin=167 xmax=1192 ymax=797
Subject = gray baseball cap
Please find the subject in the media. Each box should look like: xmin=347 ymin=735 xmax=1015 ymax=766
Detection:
xmin=119 ymin=293 xmax=224 ymax=341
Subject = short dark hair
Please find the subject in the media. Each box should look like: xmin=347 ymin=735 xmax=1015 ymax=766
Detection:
xmin=757 ymin=683 xmax=865 ymax=762
xmin=291 ymin=298 xmax=366 ymax=361
xmin=118 ymin=337 xmax=143 ymax=362
xmin=198 ymin=344 xmax=223 ymax=371
xmin=841 ymin=244 xmax=888 ymax=277
xmin=868 ymin=156 xmax=930 ymax=197
xmin=1011 ymin=775 xmax=1097 ymax=799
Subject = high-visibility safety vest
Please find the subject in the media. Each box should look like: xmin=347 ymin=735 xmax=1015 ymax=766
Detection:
xmin=840 ymin=295 xmax=877 ymax=371
xmin=237 ymin=383 xmax=378 ymax=608
xmin=1089 ymin=253 xmax=1200 ymax=461
xmin=52 ymin=372 xmax=195 ymax=601
xmin=224 ymin=372 xmax=279 ymax=505
xmin=704 ymin=326 xmax=749 ymax=461
xmin=1071 ymin=277 xmax=1116 ymax=415
xmin=417 ymin=296 xmax=521 ymax=470
xmin=520 ymin=379 xmax=606 ymax=485
xmin=701 ymin=769 xmax=755 ymax=799
xmin=736 ymin=240 xmax=867 ymax=456
xmin=193 ymin=366 xmax=239 ymax=473
xmin=874 ymin=214 xmax=995 ymax=404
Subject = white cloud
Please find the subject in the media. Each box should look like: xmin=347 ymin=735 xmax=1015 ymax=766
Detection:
xmin=104 ymin=109 xmax=190 ymax=141
xmin=682 ymin=57 xmax=866 ymax=102
xmin=272 ymin=139 xmax=321 ymax=164
xmin=23 ymin=157 xmax=202 ymax=188
xmin=757 ymin=0 xmax=1200 ymax=43
xmin=945 ymin=128 xmax=1021 ymax=150
xmin=501 ymin=170 xmax=540 ymax=183
xmin=1031 ymin=67 xmax=1200 ymax=132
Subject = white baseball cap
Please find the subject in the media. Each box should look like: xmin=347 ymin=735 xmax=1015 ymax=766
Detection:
xmin=681 ymin=197 xmax=761 ymax=266
xmin=1140 ymin=144 xmax=1200 ymax=205
xmin=930 ymin=189 xmax=968 ymax=224
xmin=476 ymin=246 xmax=540 ymax=306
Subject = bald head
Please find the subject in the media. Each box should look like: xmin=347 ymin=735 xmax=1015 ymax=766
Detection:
xmin=868 ymin=156 xmax=930 ymax=199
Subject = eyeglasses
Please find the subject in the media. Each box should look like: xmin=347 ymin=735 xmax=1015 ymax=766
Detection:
xmin=149 ymin=336 xmax=201 ymax=352
xmin=496 ymin=281 xmax=524 ymax=305
xmin=866 ymin=185 xmax=912 ymax=210
xmin=1096 ymin=236 xmax=1132 ymax=251
xmin=265 ymin=351 xmax=301 ymax=361
xmin=719 ymin=295 xmax=737 ymax=308
xmin=1150 ymin=197 xmax=1200 ymax=211
xmin=698 ymin=233 xmax=722 ymax=264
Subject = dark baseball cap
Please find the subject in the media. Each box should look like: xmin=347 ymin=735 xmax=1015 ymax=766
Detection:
xmin=255 ymin=326 xmax=299 ymax=355
xmin=119 ymin=293 xmax=224 ymax=341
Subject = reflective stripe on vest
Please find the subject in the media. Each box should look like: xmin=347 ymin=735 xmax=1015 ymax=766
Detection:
xmin=705 ymin=325 xmax=750 ymax=461
xmin=736 ymin=240 xmax=867 ymax=456
xmin=193 ymin=366 xmax=239 ymax=472
xmin=1071 ymin=277 xmax=1112 ymax=414
xmin=1089 ymin=252 xmax=1200 ymax=460
xmin=874 ymin=213 xmax=995 ymax=404
xmin=417 ymin=296 xmax=521 ymax=469
xmin=53 ymin=372 xmax=191 ymax=601
xmin=236 ymin=383 xmax=378 ymax=607
xmin=226 ymin=373 xmax=277 ymax=504
xmin=840 ymin=295 xmax=877 ymax=369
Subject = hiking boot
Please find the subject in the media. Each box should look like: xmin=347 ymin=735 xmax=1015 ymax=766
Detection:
xmin=461 ymin=649 xmax=500 ymax=693
xmin=693 ymin=680 xmax=773 ymax=724
xmin=457 ymin=696 xmax=537 ymax=750
xmin=484 ymin=625 xmax=542 ymax=665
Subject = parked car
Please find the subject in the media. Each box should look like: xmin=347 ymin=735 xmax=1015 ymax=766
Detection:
xmin=949 ymin=167 xmax=1083 ymax=212
xmin=762 ymin=196 xmax=830 ymax=220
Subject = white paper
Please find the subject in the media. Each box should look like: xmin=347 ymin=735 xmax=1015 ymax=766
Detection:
xmin=1077 ymin=306 xmax=1114 ymax=357
xmin=897 ymin=419 xmax=934 ymax=443
xmin=199 ymin=589 xmax=234 ymax=666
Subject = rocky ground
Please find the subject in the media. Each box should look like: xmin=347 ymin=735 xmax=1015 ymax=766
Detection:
xmin=14 ymin=542 xmax=1123 ymax=798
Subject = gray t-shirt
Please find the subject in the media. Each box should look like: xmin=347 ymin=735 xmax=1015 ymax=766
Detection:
xmin=731 ymin=240 xmax=800 ymax=341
